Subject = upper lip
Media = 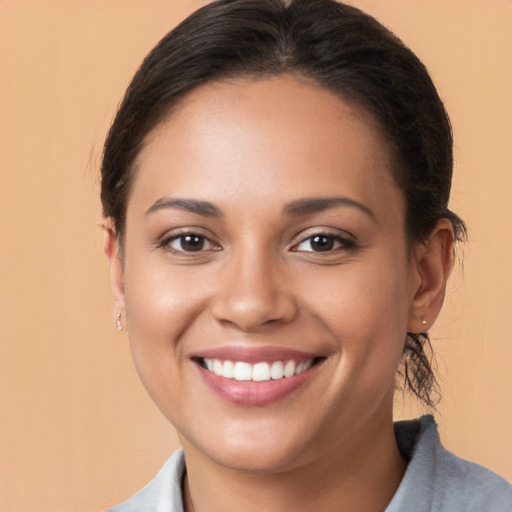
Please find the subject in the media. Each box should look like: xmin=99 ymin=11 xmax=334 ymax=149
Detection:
xmin=192 ymin=345 xmax=320 ymax=364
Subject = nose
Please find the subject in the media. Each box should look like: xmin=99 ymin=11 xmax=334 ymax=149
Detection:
xmin=211 ymin=248 xmax=298 ymax=332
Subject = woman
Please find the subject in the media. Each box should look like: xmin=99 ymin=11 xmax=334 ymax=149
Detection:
xmin=101 ymin=0 xmax=511 ymax=510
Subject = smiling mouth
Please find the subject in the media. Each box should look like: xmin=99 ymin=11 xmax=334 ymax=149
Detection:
xmin=194 ymin=357 xmax=325 ymax=382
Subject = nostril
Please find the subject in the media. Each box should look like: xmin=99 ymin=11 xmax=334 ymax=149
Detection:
xmin=210 ymin=263 xmax=299 ymax=331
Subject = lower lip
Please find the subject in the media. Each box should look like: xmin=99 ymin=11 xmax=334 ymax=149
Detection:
xmin=196 ymin=362 xmax=321 ymax=406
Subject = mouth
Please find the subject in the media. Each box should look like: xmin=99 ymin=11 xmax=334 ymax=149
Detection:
xmin=191 ymin=347 xmax=326 ymax=406
xmin=195 ymin=357 xmax=323 ymax=382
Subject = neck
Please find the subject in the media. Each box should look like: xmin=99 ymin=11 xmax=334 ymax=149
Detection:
xmin=181 ymin=414 xmax=407 ymax=512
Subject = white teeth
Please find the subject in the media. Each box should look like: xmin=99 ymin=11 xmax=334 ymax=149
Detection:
xmin=203 ymin=358 xmax=314 ymax=381
xmin=284 ymin=361 xmax=296 ymax=378
xmin=295 ymin=360 xmax=312 ymax=375
xmin=252 ymin=362 xmax=271 ymax=381
xmin=234 ymin=362 xmax=252 ymax=381
xmin=222 ymin=360 xmax=235 ymax=379
xmin=270 ymin=361 xmax=284 ymax=379
xmin=213 ymin=359 xmax=223 ymax=376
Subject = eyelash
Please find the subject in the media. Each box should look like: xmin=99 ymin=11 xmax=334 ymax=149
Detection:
xmin=158 ymin=230 xmax=356 ymax=255
xmin=158 ymin=232 xmax=220 ymax=254
xmin=291 ymin=232 xmax=356 ymax=253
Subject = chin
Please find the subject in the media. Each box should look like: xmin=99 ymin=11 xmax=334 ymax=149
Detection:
xmin=211 ymin=443 xmax=305 ymax=474
xmin=180 ymin=419 xmax=313 ymax=474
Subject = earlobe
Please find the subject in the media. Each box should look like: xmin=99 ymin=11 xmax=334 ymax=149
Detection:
xmin=103 ymin=218 xmax=127 ymax=330
xmin=407 ymin=219 xmax=454 ymax=333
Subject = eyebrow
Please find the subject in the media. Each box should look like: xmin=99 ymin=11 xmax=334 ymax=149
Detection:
xmin=145 ymin=195 xmax=374 ymax=220
xmin=283 ymin=196 xmax=375 ymax=220
xmin=145 ymin=197 xmax=223 ymax=218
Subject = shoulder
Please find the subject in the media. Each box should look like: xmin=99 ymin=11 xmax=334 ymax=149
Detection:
xmin=106 ymin=450 xmax=185 ymax=512
xmin=431 ymin=438 xmax=512 ymax=511
xmin=388 ymin=415 xmax=512 ymax=512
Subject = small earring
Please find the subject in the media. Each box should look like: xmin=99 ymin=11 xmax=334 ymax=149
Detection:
xmin=115 ymin=312 xmax=123 ymax=331
xmin=421 ymin=318 xmax=428 ymax=326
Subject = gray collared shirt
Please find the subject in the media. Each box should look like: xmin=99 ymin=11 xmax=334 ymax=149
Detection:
xmin=108 ymin=415 xmax=512 ymax=511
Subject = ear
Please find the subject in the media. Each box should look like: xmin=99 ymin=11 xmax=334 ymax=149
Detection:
xmin=103 ymin=217 xmax=126 ymax=331
xmin=407 ymin=219 xmax=455 ymax=333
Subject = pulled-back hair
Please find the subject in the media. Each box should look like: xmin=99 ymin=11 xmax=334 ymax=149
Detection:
xmin=101 ymin=0 xmax=466 ymax=407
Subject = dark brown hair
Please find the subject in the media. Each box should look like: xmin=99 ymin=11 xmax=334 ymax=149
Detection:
xmin=101 ymin=0 xmax=466 ymax=407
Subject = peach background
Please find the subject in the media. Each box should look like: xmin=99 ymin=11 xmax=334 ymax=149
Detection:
xmin=0 ymin=1 xmax=510 ymax=510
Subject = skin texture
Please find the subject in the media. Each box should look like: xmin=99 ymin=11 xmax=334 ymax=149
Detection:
xmin=104 ymin=75 xmax=454 ymax=512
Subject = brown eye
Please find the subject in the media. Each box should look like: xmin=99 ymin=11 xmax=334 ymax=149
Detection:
xmin=180 ymin=235 xmax=205 ymax=251
xmin=167 ymin=234 xmax=216 ymax=252
xmin=310 ymin=235 xmax=334 ymax=252
xmin=292 ymin=232 xmax=355 ymax=253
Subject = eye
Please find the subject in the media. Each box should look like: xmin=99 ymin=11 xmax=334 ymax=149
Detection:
xmin=292 ymin=233 xmax=354 ymax=253
xmin=163 ymin=233 xmax=219 ymax=253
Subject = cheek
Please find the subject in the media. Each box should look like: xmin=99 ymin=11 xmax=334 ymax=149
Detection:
xmin=302 ymin=253 xmax=411 ymax=368
xmin=124 ymin=254 xmax=208 ymax=334
xmin=121 ymin=260 xmax=208 ymax=402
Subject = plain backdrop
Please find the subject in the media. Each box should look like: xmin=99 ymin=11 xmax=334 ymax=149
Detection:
xmin=0 ymin=1 xmax=511 ymax=511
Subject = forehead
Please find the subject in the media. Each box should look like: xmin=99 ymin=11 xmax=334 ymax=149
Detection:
xmin=131 ymin=75 xmax=402 ymax=218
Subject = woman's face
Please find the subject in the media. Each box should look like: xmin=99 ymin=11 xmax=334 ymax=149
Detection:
xmin=108 ymin=76 xmax=430 ymax=472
